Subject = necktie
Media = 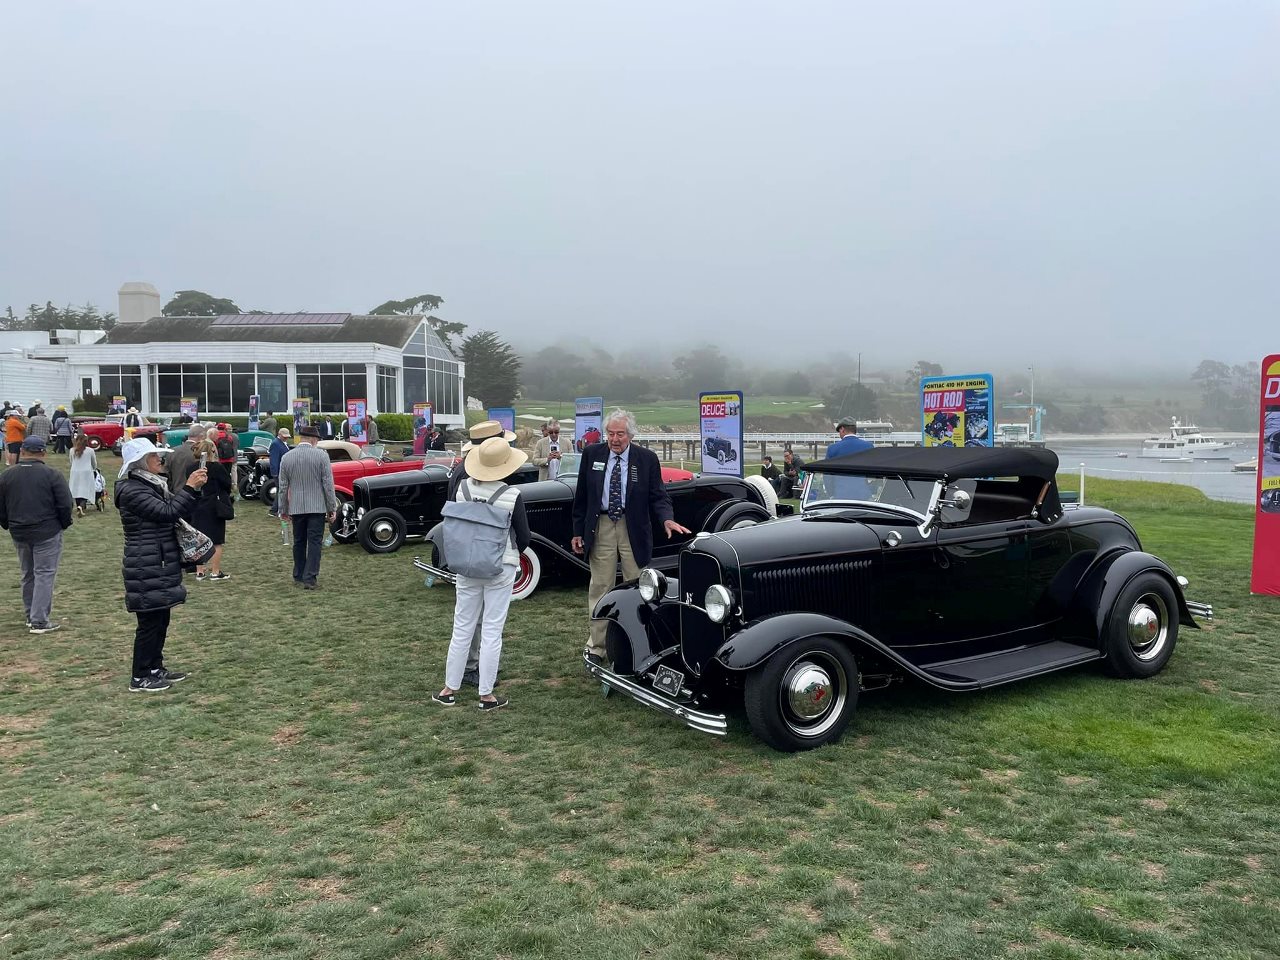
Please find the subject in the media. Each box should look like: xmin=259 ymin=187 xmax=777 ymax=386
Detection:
xmin=607 ymin=454 xmax=623 ymax=520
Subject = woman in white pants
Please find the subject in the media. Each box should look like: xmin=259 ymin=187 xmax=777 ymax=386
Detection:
xmin=433 ymin=436 xmax=531 ymax=710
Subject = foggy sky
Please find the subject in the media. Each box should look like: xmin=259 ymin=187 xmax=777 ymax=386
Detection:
xmin=2 ymin=1 xmax=1277 ymax=371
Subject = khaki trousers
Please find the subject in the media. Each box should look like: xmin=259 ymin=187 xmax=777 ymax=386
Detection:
xmin=587 ymin=516 xmax=640 ymax=656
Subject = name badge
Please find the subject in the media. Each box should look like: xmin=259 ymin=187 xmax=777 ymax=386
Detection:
xmin=592 ymin=461 xmax=606 ymax=471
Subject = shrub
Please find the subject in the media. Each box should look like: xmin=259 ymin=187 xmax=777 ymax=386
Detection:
xmin=374 ymin=413 xmax=414 ymax=442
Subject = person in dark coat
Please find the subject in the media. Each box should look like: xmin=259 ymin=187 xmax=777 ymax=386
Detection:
xmin=115 ymin=437 xmax=207 ymax=692
xmin=186 ymin=438 xmax=232 ymax=582
xmin=571 ymin=408 xmax=690 ymax=661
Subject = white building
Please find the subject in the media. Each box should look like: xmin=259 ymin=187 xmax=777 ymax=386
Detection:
xmin=27 ymin=283 xmax=466 ymax=427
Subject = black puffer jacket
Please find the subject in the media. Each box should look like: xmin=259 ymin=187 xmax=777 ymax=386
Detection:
xmin=115 ymin=474 xmax=200 ymax=613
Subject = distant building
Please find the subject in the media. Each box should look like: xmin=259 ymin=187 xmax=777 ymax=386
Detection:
xmin=28 ymin=283 xmax=466 ymax=425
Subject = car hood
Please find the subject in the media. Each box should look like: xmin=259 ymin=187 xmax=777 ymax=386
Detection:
xmin=685 ymin=512 xmax=884 ymax=570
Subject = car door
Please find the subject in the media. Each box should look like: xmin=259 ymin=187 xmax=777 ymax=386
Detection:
xmin=931 ymin=519 xmax=1032 ymax=648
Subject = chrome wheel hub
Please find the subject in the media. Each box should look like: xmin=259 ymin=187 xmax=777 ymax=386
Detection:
xmin=1127 ymin=595 xmax=1169 ymax=661
xmin=785 ymin=662 xmax=834 ymax=720
xmin=371 ymin=520 xmax=396 ymax=543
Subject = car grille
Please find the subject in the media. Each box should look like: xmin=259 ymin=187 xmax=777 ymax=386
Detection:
xmin=525 ymin=504 xmax=566 ymax=540
xmin=749 ymin=559 xmax=872 ymax=624
xmin=678 ymin=551 xmax=726 ymax=676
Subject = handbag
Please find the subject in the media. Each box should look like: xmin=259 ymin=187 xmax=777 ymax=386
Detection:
xmin=176 ymin=519 xmax=215 ymax=564
xmin=214 ymin=495 xmax=235 ymax=521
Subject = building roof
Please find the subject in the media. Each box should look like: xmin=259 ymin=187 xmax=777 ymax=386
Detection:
xmin=102 ymin=314 xmax=429 ymax=351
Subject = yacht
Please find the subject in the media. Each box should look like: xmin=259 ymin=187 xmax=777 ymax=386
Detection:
xmin=1140 ymin=418 xmax=1236 ymax=460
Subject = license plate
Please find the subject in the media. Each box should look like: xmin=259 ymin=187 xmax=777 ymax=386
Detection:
xmin=653 ymin=664 xmax=685 ymax=698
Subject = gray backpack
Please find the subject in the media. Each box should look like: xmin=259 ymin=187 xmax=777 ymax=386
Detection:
xmin=440 ymin=482 xmax=513 ymax=579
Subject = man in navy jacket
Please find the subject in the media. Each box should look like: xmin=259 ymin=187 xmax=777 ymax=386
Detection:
xmin=572 ymin=409 xmax=690 ymax=661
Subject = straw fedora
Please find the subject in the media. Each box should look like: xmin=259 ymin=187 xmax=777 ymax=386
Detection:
xmin=460 ymin=419 xmax=517 ymax=452
xmin=464 ymin=436 xmax=528 ymax=482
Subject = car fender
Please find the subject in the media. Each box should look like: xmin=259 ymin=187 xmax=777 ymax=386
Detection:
xmin=705 ymin=499 xmax=771 ymax=532
xmin=717 ymin=612 xmax=884 ymax=673
xmin=1069 ymin=549 xmax=1198 ymax=642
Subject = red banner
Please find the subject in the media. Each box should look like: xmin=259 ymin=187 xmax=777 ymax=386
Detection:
xmin=1250 ymin=354 xmax=1280 ymax=595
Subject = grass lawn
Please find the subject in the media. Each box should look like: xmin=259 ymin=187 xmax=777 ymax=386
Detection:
xmin=2 ymin=459 xmax=1278 ymax=959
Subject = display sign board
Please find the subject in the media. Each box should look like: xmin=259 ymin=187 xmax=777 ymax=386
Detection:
xmin=574 ymin=396 xmax=604 ymax=451
xmin=291 ymin=398 xmax=311 ymax=435
xmin=247 ymin=395 xmax=260 ymax=431
xmin=180 ymin=397 xmax=199 ymax=422
xmin=110 ymin=396 xmax=127 ymax=415
xmin=412 ymin=402 xmax=434 ymax=455
xmin=699 ymin=391 xmax=745 ymax=478
xmin=1251 ymin=355 xmax=1280 ymax=596
xmin=346 ymin=398 xmax=368 ymax=444
xmin=488 ymin=407 xmax=516 ymax=433
xmin=920 ymin=374 xmax=994 ymax=447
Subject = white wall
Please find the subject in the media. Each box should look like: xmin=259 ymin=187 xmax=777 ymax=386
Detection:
xmin=0 ymin=357 xmax=78 ymax=410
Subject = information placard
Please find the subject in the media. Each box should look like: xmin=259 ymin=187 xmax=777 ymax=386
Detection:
xmin=180 ymin=397 xmax=199 ymax=422
xmin=412 ymin=402 xmax=434 ymax=455
xmin=488 ymin=407 xmax=516 ymax=433
xmin=1251 ymin=355 xmax=1280 ymax=596
xmin=291 ymin=398 xmax=311 ymax=435
xmin=699 ymin=391 xmax=745 ymax=477
xmin=920 ymin=375 xmax=994 ymax=447
xmin=346 ymin=398 xmax=368 ymax=444
xmin=574 ymin=397 xmax=603 ymax=451
xmin=110 ymin=396 xmax=127 ymax=415
xmin=247 ymin=395 xmax=260 ymax=431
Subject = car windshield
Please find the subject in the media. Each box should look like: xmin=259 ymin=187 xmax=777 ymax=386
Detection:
xmin=802 ymin=471 xmax=937 ymax=515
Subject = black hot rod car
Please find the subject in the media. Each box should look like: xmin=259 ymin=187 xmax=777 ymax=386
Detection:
xmin=702 ymin=436 xmax=738 ymax=465
xmin=586 ymin=446 xmax=1213 ymax=751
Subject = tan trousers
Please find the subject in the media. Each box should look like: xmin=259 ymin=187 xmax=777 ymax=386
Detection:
xmin=587 ymin=516 xmax=640 ymax=656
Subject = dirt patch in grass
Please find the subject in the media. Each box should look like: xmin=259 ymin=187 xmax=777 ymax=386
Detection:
xmin=270 ymin=725 xmax=303 ymax=748
xmin=1141 ymin=798 xmax=1170 ymax=811
xmin=815 ymin=933 xmax=847 ymax=957
xmin=297 ymin=877 xmax=350 ymax=901
xmin=1243 ymin=855 xmax=1263 ymax=872
xmin=0 ymin=713 xmax=47 ymax=734
xmin=147 ymin=836 xmax=186 ymax=852
xmin=1141 ymin=860 xmax=1166 ymax=880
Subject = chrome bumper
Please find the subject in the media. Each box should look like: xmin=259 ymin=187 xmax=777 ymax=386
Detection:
xmin=411 ymin=556 xmax=456 ymax=586
xmin=1186 ymin=600 xmax=1213 ymax=621
xmin=584 ymin=653 xmax=728 ymax=736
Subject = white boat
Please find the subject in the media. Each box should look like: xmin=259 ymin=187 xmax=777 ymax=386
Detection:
xmin=1233 ymin=458 xmax=1258 ymax=473
xmin=1140 ymin=418 xmax=1236 ymax=460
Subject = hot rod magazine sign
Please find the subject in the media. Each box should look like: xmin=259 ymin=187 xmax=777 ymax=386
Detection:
xmin=1251 ymin=354 xmax=1280 ymax=596
xmin=699 ymin=390 xmax=744 ymax=477
xmin=920 ymin=375 xmax=994 ymax=447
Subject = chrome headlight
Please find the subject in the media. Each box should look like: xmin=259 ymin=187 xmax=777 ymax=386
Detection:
xmin=638 ymin=567 xmax=667 ymax=603
xmin=704 ymin=584 xmax=733 ymax=623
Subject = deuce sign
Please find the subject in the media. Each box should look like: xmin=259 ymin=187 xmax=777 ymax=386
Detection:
xmin=701 ymin=401 xmax=728 ymax=417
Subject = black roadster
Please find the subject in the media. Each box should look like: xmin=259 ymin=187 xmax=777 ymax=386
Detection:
xmin=587 ymin=446 xmax=1213 ymax=751
xmin=402 ymin=463 xmax=790 ymax=599
xmin=703 ymin=436 xmax=738 ymax=465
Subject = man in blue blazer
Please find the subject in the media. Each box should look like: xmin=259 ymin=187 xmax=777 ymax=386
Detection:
xmin=572 ymin=409 xmax=690 ymax=660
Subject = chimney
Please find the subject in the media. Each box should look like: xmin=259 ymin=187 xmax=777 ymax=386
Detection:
xmin=118 ymin=282 xmax=161 ymax=324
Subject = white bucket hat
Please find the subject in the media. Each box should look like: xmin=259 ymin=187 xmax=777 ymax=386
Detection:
xmin=464 ymin=435 xmax=528 ymax=482
xmin=118 ymin=437 xmax=169 ymax=479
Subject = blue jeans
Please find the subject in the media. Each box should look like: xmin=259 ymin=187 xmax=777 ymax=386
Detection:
xmin=291 ymin=513 xmax=325 ymax=585
xmin=14 ymin=532 xmax=63 ymax=626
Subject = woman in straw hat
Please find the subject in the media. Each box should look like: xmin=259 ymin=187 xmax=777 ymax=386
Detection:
xmin=115 ymin=437 xmax=208 ymax=692
xmin=432 ymin=436 xmax=531 ymax=711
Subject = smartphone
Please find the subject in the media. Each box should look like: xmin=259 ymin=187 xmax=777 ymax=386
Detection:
xmin=199 ymin=453 xmax=207 ymax=469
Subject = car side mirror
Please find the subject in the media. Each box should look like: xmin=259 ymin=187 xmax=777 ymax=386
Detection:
xmin=938 ymin=480 xmax=976 ymax=524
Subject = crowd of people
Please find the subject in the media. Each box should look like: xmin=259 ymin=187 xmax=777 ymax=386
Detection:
xmin=2 ymin=397 xmax=863 ymax=706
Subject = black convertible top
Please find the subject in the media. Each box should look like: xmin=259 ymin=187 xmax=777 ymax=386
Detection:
xmin=810 ymin=445 xmax=1060 ymax=481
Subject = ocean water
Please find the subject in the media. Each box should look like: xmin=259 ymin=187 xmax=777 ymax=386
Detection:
xmin=1048 ymin=439 xmax=1259 ymax=504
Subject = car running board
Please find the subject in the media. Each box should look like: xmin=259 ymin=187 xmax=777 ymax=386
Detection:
xmin=919 ymin=641 xmax=1102 ymax=688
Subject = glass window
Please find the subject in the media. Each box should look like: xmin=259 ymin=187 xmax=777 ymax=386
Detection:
xmin=343 ymin=371 xmax=367 ymax=409
xmin=207 ymin=372 xmax=231 ymax=411
xmin=296 ymin=371 xmax=319 ymax=412
xmin=258 ymin=368 xmax=286 ymax=412
xmin=377 ymin=365 xmax=398 ymax=413
xmin=157 ymin=374 xmax=182 ymax=412
xmin=98 ymin=365 xmax=143 ymax=407
xmin=403 ymin=365 xmax=426 ymax=408
xmin=231 ymin=371 xmax=256 ymax=411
